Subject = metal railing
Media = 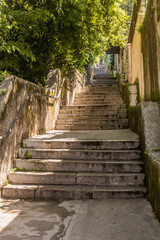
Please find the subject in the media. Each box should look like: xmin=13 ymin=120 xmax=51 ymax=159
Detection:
xmin=0 ymin=77 xmax=67 ymax=139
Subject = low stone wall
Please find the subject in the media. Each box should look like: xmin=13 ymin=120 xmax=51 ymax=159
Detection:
xmin=137 ymin=102 xmax=160 ymax=221
xmin=120 ymin=79 xmax=160 ymax=221
xmin=118 ymin=78 xmax=139 ymax=133
xmin=0 ymin=69 xmax=84 ymax=187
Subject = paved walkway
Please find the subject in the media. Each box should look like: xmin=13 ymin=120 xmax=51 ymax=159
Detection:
xmin=0 ymin=199 xmax=160 ymax=240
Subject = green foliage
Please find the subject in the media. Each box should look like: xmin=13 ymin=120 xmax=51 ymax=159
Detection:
xmin=5 ymin=176 xmax=12 ymax=185
xmin=0 ymin=70 xmax=10 ymax=82
xmin=39 ymin=130 xmax=44 ymax=135
xmin=121 ymin=0 xmax=134 ymax=16
xmin=137 ymin=23 xmax=143 ymax=34
xmin=0 ymin=0 xmax=129 ymax=84
xmin=13 ymin=167 xmax=19 ymax=172
xmin=21 ymin=167 xmax=42 ymax=172
xmin=0 ymin=89 xmax=7 ymax=95
xmin=144 ymin=148 xmax=149 ymax=155
xmin=152 ymin=147 xmax=160 ymax=152
xmin=104 ymin=54 xmax=114 ymax=70
xmin=12 ymin=166 xmax=42 ymax=172
xmin=20 ymin=142 xmax=27 ymax=149
xmin=24 ymin=150 xmax=32 ymax=159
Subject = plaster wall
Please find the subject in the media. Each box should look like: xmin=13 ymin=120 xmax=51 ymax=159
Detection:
xmin=131 ymin=13 xmax=144 ymax=100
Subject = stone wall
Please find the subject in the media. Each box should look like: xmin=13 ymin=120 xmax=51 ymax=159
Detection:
xmin=0 ymin=70 xmax=84 ymax=187
xmin=120 ymin=79 xmax=160 ymax=221
xmin=137 ymin=102 xmax=160 ymax=221
xmin=141 ymin=0 xmax=160 ymax=100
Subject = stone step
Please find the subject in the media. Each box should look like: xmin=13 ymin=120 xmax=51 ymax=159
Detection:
xmin=85 ymin=85 xmax=118 ymax=89
xmin=84 ymin=87 xmax=119 ymax=92
xmin=74 ymin=100 xmax=124 ymax=104
xmin=84 ymin=87 xmax=119 ymax=90
xmin=15 ymin=159 xmax=144 ymax=173
xmin=19 ymin=149 xmax=141 ymax=160
xmin=76 ymin=172 xmax=145 ymax=186
xmin=56 ymin=119 xmax=128 ymax=125
xmin=85 ymin=85 xmax=118 ymax=87
xmin=60 ymin=104 xmax=126 ymax=110
xmin=8 ymin=171 xmax=145 ymax=186
xmin=2 ymin=185 xmax=147 ymax=199
xmin=75 ymin=96 xmax=122 ymax=100
xmin=59 ymin=109 xmax=127 ymax=115
xmin=74 ymin=98 xmax=123 ymax=102
xmin=55 ymin=124 xmax=128 ymax=130
xmin=23 ymin=139 xmax=139 ymax=150
xmin=75 ymin=94 xmax=122 ymax=98
xmin=76 ymin=92 xmax=120 ymax=96
xmin=57 ymin=113 xmax=128 ymax=120
xmin=93 ymin=75 xmax=117 ymax=79
xmin=91 ymin=81 xmax=118 ymax=84
xmin=84 ymin=91 xmax=120 ymax=94
xmin=74 ymin=99 xmax=123 ymax=103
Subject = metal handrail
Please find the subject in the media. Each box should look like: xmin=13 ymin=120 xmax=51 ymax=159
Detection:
xmin=0 ymin=77 xmax=66 ymax=139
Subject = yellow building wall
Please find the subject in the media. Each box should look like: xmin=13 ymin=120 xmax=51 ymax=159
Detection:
xmin=131 ymin=7 xmax=144 ymax=100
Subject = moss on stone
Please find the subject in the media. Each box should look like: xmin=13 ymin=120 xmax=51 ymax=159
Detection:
xmin=128 ymin=106 xmax=139 ymax=133
xmin=134 ymin=78 xmax=140 ymax=103
xmin=146 ymin=155 xmax=160 ymax=222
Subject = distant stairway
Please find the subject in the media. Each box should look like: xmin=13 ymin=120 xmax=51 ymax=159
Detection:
xmin=55 ymin=84 xmax=128 ymax=130
xmin=2 ymin=66 xmax=147 ymax=199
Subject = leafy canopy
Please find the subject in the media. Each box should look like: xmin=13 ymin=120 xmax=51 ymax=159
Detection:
xmin=0 ymin=0 xmax=129 ymax=84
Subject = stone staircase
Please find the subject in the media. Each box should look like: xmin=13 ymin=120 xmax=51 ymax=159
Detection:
xmin=2 ymin=67 xmax=147 ymax=199
xmin=55 ymin=84 xmax=128 ymax=130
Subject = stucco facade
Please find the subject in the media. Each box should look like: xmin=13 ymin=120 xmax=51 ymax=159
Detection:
xmin=128 ymin=0 xmax=145 ymax=100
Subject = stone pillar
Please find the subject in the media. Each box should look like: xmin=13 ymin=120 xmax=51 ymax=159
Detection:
xmin=128 ymin=85 xmax=137 ymax=106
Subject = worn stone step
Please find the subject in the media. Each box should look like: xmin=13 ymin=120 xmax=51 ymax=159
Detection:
xmin=8 ymin=172 xmax=76 ymax=185
xmin=74 ymin=97 xmax=123 ymax=100
xmin=84 ymin=88 xmax=119 ymax=91
xmin=85 ymin=85 xmax=119 ymax=88
xmin=19 ymin=148 xmax=141 ymax=160
xmin=55 ymin=124 xmax=128 ymax=130
xmin=8 ymin=172 xmax=145 ymax=186
xmin=80 ymin=85 xmax=119 ymax=88
xmin=75 ymin=95 xmax=122 ymax=99
xmin=56 ymin=119 xmax=128 ymax=125
xmin=2 ymin=185 xmax=147 ymax=199
xmin=74 ymin=100 xmax=124 ymax=105
xmin=15 ymin=159 xmax=144 ymax=173
xmin=57 ymin=113 xmax=128 ymax=120
xmin=76 ymin=92 xmax=120 ymax=96
xmin=59 ymin=109 xmax=127 ymax=115
xmin=85 ymin=84 xmax=118 ymax=87
xmin=76 ymin=173 xmax=145 ymax=186
xmin=23 ymin=139 xmax=139 ymax=150
xmin=60 ymin=104 xmax=126 ymax=110
xmin=74 ymin=99 xmax=124 ymax=103
xmin=82 ymin=91 xmax=120 ymax=94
